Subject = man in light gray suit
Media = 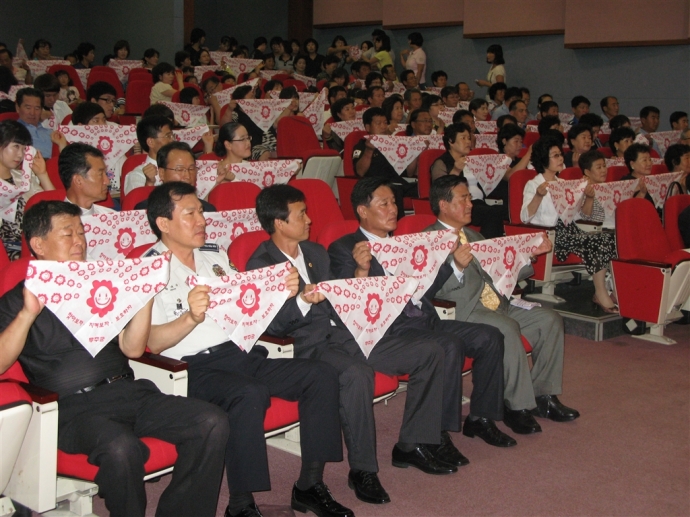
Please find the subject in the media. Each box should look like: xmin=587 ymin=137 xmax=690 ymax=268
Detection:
xmin=427 ymin=175 xmax=579 ymax=434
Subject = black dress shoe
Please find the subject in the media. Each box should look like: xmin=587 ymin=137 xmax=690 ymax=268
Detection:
xmin=532 ymin=395 xmax=580 ymax=422
xmin=427 ymin=431 xmax=470 ymax=467
xmin=392 ymin=444 xmax=457 ymax=474
xmin=348 ymin=470 xmax=391 ymax=504
xmin=462 ymin=417 xmax=517 ymax=447
xmin=225 ymin=503 xmax=263 ymax=517
xmin=291 ymin=482 xmax=354 ymax=517
xmin=503 ymin=406 xmax=543 ymax=434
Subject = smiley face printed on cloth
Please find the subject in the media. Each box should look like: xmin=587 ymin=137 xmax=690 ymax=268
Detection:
xmin=237 ymin=283 xmax=260 ymax=316
xmin=364 ymin=293 xmax=383 ymax=324
xmin=86 ymin=280 xmax=118 ymax=317
xmin=410 ymin=245 xmax=428 ymax=272
xmin=503 ymin=246 xmax=516 ymax=270
xmin=83 ymin=210 xmax=155 ymax=261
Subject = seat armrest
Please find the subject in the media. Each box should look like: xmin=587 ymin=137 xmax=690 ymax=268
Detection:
xmin=130 ymin=352 xmax=187 ymax=372
xmin=433 ymin=299 xmax=455 ymax=308
xmin=129 ymin=353 xmax=188 ymax=396
xmin=18 ymin=383 xmax=59 ymax=404
xmin=613 ymin=258 xmax=672 ymax=269
xmin=258 ymin=334 xmax=295 ymax=359
xmin=506 ymin=222 xmax=556 ymax=231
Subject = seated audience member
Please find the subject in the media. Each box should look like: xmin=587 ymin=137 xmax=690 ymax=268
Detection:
xmin=112 ymin=39 xmax=130 ymax=61
xmin=422 ymin=94 xmax=446 ymax=134
xmin=580 ymin=149 xmax=616 ymax=228
xmin=0 ymin=120 xmax=55 ymax=259
xmin=317 ymin=54 xmax=340 ymax=82
xmin=563 ymin=123 xmax=593 ymax=167
xmin=492 ymin=87 xmax=521 ymax=121
xmin=31 ymin=38 xmax=54 ymax=60
xmin=150 ymin=62 xmax=183 ymax=104
xmin=520 ymin=87 xmax=533 ymax=120
xmin=382 ymin=94 xmax=404 ymax=135
xmin=364 ymin=72 xmax=383 ymax=90
xmin=35 ymin=73 xmax=73 ymax=130
xmin=494 ymin=123 xmax=530 ymax=202
xmin=441 ymin=86 xmax=459 ymax=109
xmin=350 ymin=61 xmax=372 ymax=86
xmin=60 ymin=143 xmax=113 ymax=215
xmin=262 ymin=53 xmax=276 ymax=72
xmin=608 ymin=114 xmax=631 ymax=131
xmin=539 ymin=100 xmax=559 ymax=120
xmin=622 ymin=143 xmax=654 ymax=203
xmin=496 ymin=114 xmax=517 ymax=130
xmin=303 ymin=38 xmax=325 ymax=78
xmin=536 ymin=94 xmax=553 ymax=119
xmin=353 ymin=107 xmax=418 ymax=215
xmin=487 ymin=82 xmax=506 ymax=112
xmin=264 ymin=80 xmax=284 ymax=96
xmin=368 ymin=34 xmax=393 ymax=71
xmin=538 ymin=115 xmax=561 ymax=136
xmin=55 ymin=70 xmax=80 ymax=104
xmin=0 ymin=48 xmax=32 ymax=85
xmin=251 ymin=37 xmax=268 ymax=60
xmin=276 ymin=40 xmax=294 ymax=71
xmin=144 ymin=182 xmax=350 ymax=517
xmin=247 ymin=184 xmax=455 ymax=506
xmin=328 ymin=177 xmax=514 ymax=448
xmin=663 ymin=143 xmax=690 ymax=193
xmin=405 ymin=108 xmax=434 ymax=138
xmin=431 ymin=123 xmax=505 ymax=238
xmin=0 ymin=199 xmax=230 ymax=517
xmin=16 ymin=88 xmax=66 ymax=159
xmin=142 ymin=48 xmax=160 ymax=70
xmin=508 ymin=99 xmax=529 ymax=128
xmin=323 ymin=97 xmax=356 ymax=153
xmin=328 ymin=85 xmax=348 ymax=105
xmin=639 ymin=106 xmax=661 ymax=154
xmin=670 ymin=111 xmax=688 ymax=132
xmin=202 ymin=76 xmax=223 ymax=115
xmin=380 ymin=64 xmax=399 ymax=92
xmin=429 ymin=175 xmax=579 ymax=432
xmin=135 ymin=141 xmax=216 ymax=211
xmin=579 ymin=113 xmax=605 ymax=148
xmin=600 ymin=96 xmax=619 ymax=121
xmin=124 ymin=116 xmax=174 ymax=195
xmin=403 ymin=88 xmax=423 ymax=117
xmin=400 ymin=69 xmax=418 ymax=90
xmin=522 ymin=137 xmax=618 ymax=312
xmin=211 ymin=121 xmax=258 ymax=184
xmin=469 ymin=98 xmax=490 ymax=125
xmin=292 ymin=54 xmax=308 ymax=76
xmin=221 ymin=85 xmax=268 ymax=159
xmin=184 ymin=28 xmax=206 ymax=65
xmin=174 ymin=51 xmax=192 ymax=70
xmin=570 ymin=95 xmax=590 ymax=125
xmin=179 ymin=86 xmax=201 ymax=105
xmin=452 ymin=110 xmax=477 ymax=148
xmin=367 ymin=86 xmax=385 ymax=108
xmin=73 ymin=42 xmax=95 ymax=69
xmin=608 ymin=126 xmax=636 ymax=158
xmin=86 ymin=82 xmax=120 ymax=121
xmin=71 ymin=102 xmax=107 ymax=126
xmin=431 ymin=70 xmax=448 ymax=88
xmin=458 ymin=82 xmax=474 ymax=102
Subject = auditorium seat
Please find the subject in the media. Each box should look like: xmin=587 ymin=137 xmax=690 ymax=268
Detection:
xmin=417 ymin=149 xmax=445 ymax=200
xmin=663 ymin=195 xmax=690 ymax=250
xmin=291 ymin=178 xmax=344 ymax=242
xmin=208 ymin=182 xmax=261 ymax=211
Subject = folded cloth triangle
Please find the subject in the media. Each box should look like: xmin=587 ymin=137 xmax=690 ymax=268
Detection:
xmin=237 ymin=99 xmax=293 ymax=132
xmin=548 ymin=179 xmax=588 ymax=225
xmin=466 ymin=153 xmax=513 ymax=196
xmin=204 ymin=209 xmax=263 ymax=253
xmin=0 ymin=146 xmax=34 ymax=222
xmin=644 ymin=172 xmax=685 ymax=208
xmin=82 ymin=210 xmax=156 ymax=260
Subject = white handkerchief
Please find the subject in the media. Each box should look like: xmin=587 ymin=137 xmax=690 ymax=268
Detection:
xmin=187 ymin=261 xmax=292 ymax=352
xmin=237 ymin=99 xmax=292 ymax=132
xmin=474 ymin=134 xmax=499 ymax=151
xmin=293 ymin=73 xmax=316 ymax=88
xmin=649 ymin=131 xmax=681 ymax=156
xmin=329 ymin=120 xmax=365 ymax=140
xmin=195 ymin=160 xmax=220 ymax=200
xmin=192 ymin=65 xmax=219 ymax=84
xmin=221 ymin=57 xmax=263 ymax=77
xmin=605 ymin=157 xmax=625 ymax=167
xmin=558 ymin=113 xmax=574 ymax=125
xmin=644 ymin=172 xmax=685 ymax=208
xmin=0 ymin=146 xmax=34 ymax=222
xmin=15 ymin=41 xmax=28 ymax=61
xmin=368 ymin=230 xmax=459 ymax=302
xmin=160 ymin=102 xmax=209 ymax=128
xmin=599 ymin=122 xmax=611 ymax=135
xmin=628 ymin=117 xmax=642 ymax=130
xmin=425 ymin=87 xmax=442 ymax=95
xmin=259 ymin=70 xmax=284 ymax=81
xmin=60 ymin=124 xmax=136 ymax=182
xmin=25 ymin=60 xmax=70 ymax=77
xmin=634 ymin=133 xmax=649 ymax=145
xmin=204 ymin=210 xmax=262 ymax=253
xmin=475 ymin=120 xmax=498 ymax=134
xmin=25 ymin=255 xmax=171 ymax=357
xmin=470 ymin=233 xmax=543 ymax=298
xmin=424 ymin=135 xmax=445 ymax=150
xmin=438 ymin=107 xmax=460 ymax=126
xmin=75 ymin=69 xmax=90 ymax=90
xmin=466 ymin=154 xmax=512 ymax=195
xmin=302 ymin=88 xmax=327 ymax=134
xmin=298 ymin=92 xmax=317 ymax=112
xmin=173 ymin=124 xmax=209 ymax=147
xmin=3 ymin=85 xmax=29 ymax=101
xmin=315 ymin=276 xmax=419 ymax=358
xmin=212 ymin=78 xmax=259 ymax=108
xmin=230 ymin=160 xmax=301 ymax=188
xmin=365 ymin=135 xmax=428 ymax=174
xmin=82 ymin=210 xmax=156 ymax=260
xmin=108 ymin=59 xmax=143 ymax=82
xmin=209 ymin=51 xmax=233 ymax=65
xmin=547 ymin=179 xmax=588 ymax=225
xmin=592 ymin=179 xmax=638 ymax=221
xmin=348 ymin=46 xmax=362 ymax=61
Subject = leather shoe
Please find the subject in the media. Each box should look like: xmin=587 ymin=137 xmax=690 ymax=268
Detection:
xmin=532 ymin=395 xmax=580 ymax=422
xmin=462 ymin=417 xmax=517 ymax=447
xmin=291 ymin=482 xmax=354 ymax=517
xmin=348 ymin=470 xmax=390 ymax=504
xmin=392 ymin=444 xmax=457 ymax=474
xmin=503 ymin=406 xmax=542 ymax=434
xmin=427 ymin=431 xmax=470 ymax=467
xmin=225 ymin=503 xmax=263 ymax=517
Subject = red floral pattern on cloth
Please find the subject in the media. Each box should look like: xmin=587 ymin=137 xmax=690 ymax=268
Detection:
xmin=25 ymin=255 xmax=171 ymax=356
xmin=367 ymin=229 xmax=459 ymax=303
xmin=470 ymin=233 xmax=544 ymax=298
xmin=474 ymin=133 xmax=499 ymax=151
xmin=329 ymin=120 xmax=365 ymax=140
xmin=82 ymin=210 xmax=156 ymax=260
xmin=547 ymin=179 xmax=588 ymax=225
xmin=314 ymin=276 xmax=418 ymax=358
xmin=475 ymin=120 xmax=498 ymax=134
xmin=173 ymin=124 xmax=209 ymax=147
xmin=59 ymin=124 xmax=136 ymax=180
xmin=25 ymin=60 xmax=70 ymax=77
xmin=644 ymin=172 xmax=685 ymax=208
xmin=302 ymin=88 xmax=328 ymax=134
xmin=648 ymin=131 xmax=681 ymax=156
xmin=0 ymin=146 xmax=34 ymax=222
xmin=365 ymin=135 xmax=429 ymax=174
xmin=591 ymin=179 xmax=638 ymax=220
xmin=219 ymin=58 xmax=263 ymax=77
xmin=160 ymin=101 xmax=210 ymax=128
xmin=108 ymin=59 xmax=144 ymax=82
xmin=186 ymin=261 xmax=292 ymax=351
xmin=203 ymin=210 xmax=262 ymax=253
xmin=212 ymin=78 xmax=260 ymax=108
xmin=236 ymin=99 xmax=293 ymax=132
xmin=292 ymin=73 xmax=317 ymax=88
xmin=466 ymin=153 xmax=513 ymax=196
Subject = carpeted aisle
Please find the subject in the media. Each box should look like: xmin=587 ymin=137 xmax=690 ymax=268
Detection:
xmin=87 ymin=325 xmax=688 ymax=517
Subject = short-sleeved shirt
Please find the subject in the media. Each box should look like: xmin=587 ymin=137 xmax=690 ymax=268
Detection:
xmin=487 ymin=64 xmax=506 ymax=85
xmin=405 ymin=48 xmax=427 ymax=85
xmin=150 ymin=82 xmax=174 ymax=104
xmin=18 ymin=120 xmax=53 ymax=158
xmin=0 ymin=281 xmax=132 ymax=398
xmin=374 ymin=50 xmax=393 ymax=70
xmin=148 ymin=241 xmax=236 ymax=360
xmin=123 ymin=155 xmax=160 ymax=196
xmin=352 ymin=138 xmax=403 ymax=184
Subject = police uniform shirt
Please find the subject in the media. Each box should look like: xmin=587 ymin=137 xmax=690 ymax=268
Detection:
xmin=148 ymin=241 xmax=235 ymax=360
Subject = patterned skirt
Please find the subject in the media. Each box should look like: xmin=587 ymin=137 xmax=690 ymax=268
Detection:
xmin=554 ymin=219 xmax=617 ymax=275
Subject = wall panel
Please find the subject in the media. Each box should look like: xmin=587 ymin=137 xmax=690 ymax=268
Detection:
xmin=463 ymin=0 xmax=565 ymax=37
xmin=381 ymin=0 xmax=463 ymax=29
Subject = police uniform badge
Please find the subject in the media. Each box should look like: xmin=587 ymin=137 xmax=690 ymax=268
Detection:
xmin=212 ymin=264 xmax=227 ymax=277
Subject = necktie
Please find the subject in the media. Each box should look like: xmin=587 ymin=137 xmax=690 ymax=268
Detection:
xmin=458 ymin=230 xmax=501 ymax=311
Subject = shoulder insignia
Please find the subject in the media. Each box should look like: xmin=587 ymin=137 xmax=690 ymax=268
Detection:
xmin=200 ymin=243 xmax=220 ymax=253
xmin=212 ymin=264 xmax=227 ymax=277
xmin=143 ymin=248 xmax=160 ymax=257
xmin=352 ymin=149 xmax=361 ymax=159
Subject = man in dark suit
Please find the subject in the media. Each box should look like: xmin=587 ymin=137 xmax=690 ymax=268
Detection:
xmin=248 ymin=184 xmax=459 ymax=507
xmin=427 ymin=175 xmax=579 ymax=434
xmin=328 ymin=176 xmax=517 ymax=449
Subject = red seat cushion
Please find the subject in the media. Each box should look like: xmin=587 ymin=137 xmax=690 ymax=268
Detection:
xmin=263 ymin=397 xmax=299 ymax=433
xmin=374 ymin=372 xmax=399 ymax=397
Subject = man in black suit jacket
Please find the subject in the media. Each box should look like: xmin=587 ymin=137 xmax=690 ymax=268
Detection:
xmin=248 ymin=184 xmax=459 ymax=507
xmin=329 ymin=176 xmax=517 ymax=449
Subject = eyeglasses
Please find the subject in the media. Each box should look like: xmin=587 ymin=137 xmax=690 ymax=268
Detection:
xmin=98 ymin=97 xmax=116 ymax=105
xmin=549 ymin=153 xmax=564 ymax=159
xmin=163 ymin=166 xmax=197 ymax=175
xmin=231 ymin=136 xmax=252 ymax=142
xmin=157 ymin=133 xmax=175 ymax=141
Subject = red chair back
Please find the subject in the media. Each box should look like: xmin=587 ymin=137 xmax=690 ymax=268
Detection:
xmin=417 ymin=149 xmax=445 ymax=199
xmin=606 ymin=165 xmax=629 ymax=183
xmin=508 ymin=169 xmax=537 ymax=223
xmin=598 ymin=146 xmax=613 ymax=158
xmin=276 ymin=116 xmax=320 ymax=159
xmin=48 ymin=64 xmax=87 ymax=98
xmin=120 ymin=154 xmax=148 ymax=193
xmin=335 ymin=177 xmax=359 ymax=220
xmin=598 ymin=133 xmax=610 ymax=145
xmin=46 ymin=157 xmax=63 ymax=188
xmin=125 ymin=80 xmax=152 ymax=115
xmin=393 ymin=214 xmax=437 ymax=236
xmin=343 ymin=131 xmax=368 ymax=177
xmin=664 ymin=195 xmax=690 ymax=251
xmin=208 ymin=182 xmax=261 ymax=211
xmin=559 ymin=167 xmax=583 ymax=180
xmin=0 ymin=246 xmax=9 ymax=271
xmin=651 ymin=164 xmax=669 ymax=175
xmin=412 ymin=198 xmax=434 ymax=215
xmin=197 ymin=152 xmax=221 ymax=161
xmin=122 ymin=186 xmax=154 ymax=211
xmin=87 ymin=69 xmax=124 ymax=99
xmin=469 ymin=148 xmax=498 ymax=156
xmin=615 ymin=198 xmax=671 ymax=263
xmin=228 ymin=230 xmax=270 ymax=272
xmin=523 ymin=132 xmax=540 ymax=147
xmin=317 ymin=220 xmax=359 ymax=249
xmin=0 ymin=257 xmax=30 ymax=299
xmin=128 ymin=69 xmax=152 ymax=82
xmin=126 ymin=243 xmax=155 ymax=258
xmin=283 ymin=79 xmax=306 ymax=92
xmin=291 ymin=179 xmax=344 ymax=241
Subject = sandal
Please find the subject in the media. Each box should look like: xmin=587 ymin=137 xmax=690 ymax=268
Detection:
xmin=592 ymin=294 xmax=619 ymax=314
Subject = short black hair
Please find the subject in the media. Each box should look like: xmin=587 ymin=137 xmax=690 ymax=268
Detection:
xmin=429 ymin=175 xmax=468 ymax=216
xmin=408 ymin=32 xmax=424 ymax=47
xmin=509 ymin=99 xmax=526 ymax=112
xmin=16 ymin=87 xmax=43 ymax=107
xmin=179 ymin=86 xmax=200 ymax=105
xmin=303 ymin=38 xmax=319 ymax=52
xmin=328 ymin=85 xmax=347 ymax=103
xmin=538 ymin=115 xmax=561 ymax=135
xmin=670 ymin=111 xmax=688 ymax=126
xmin=323 ymin=54 xmax=340 ymax=68
xmin=442 ymin=123 xmax=471 ymax=151
xmin=231 ymin=85 xmax=253 ymax=100
xmin=599 ymin=95 xmax=616 ymax=110
xmin=190 ymin=28 xmax=206 ymax=44
xmin=156 ymin=141 xmax=193 ymax=170
xmin=469 ymin=98 xmax=488 ymax=114
xmin=174 ymin=51 xmax=190 ymax=68
xmin=530 ymin=135 xmax=562 ymax=174
xmin=608 ymin=126 xmax=636 ymax=153
xmin=571 ymin=95 xmax=590 ymax=109
xmin=137 ymin=116 xmax=173 ymax=153
xmin=452 ymin=109 xmax=472 ymax=125
xmin=623 ymin=143 xmax=651 ymax=171
xmin=331 ymin=97 xmax=354 ymax=121
xmin=381 ymin=94 xmax=403 ymax=122
xmin=255 ymin=184 xmax=306 ymax=234
xmin=33 ymin=73 xmax=60 ymax=93
xmin=504 ymin=87 xmax=522 ymax=103
xmin=539 ymin=100 xmax=558 ymax=116
xmin=351 ymin=60 xmax=371 ymax=75
xmin=430 ymin=70 xmax=447 ymax=85
xmin=254 ymin=36 xmax=268 ymax=49
xmin=579 ymin=113 xmax=604 ymax=129
xmin=441 ymin=86 xmax=458 ymax=99
xmin=421 ymin=94 xmax=442 ymax=110
xmin=578 ymin=149 xmax=606 ymax=172
xmin=488 ymin=82 xmax=506 ymax=101
xmin=663 ymin=144 xmax=690 ymax=172
xmin=364 ymin=71 xmax=383 ymax=89
xmin=147 ymin=181 xmax=198 ymax=239
xmin=113 ymin=40 xmax=130 ymax=56
xmin=71 ymin=102 xmax=106 ymax=125
xmin=143 ymin=104 xmax=175 ymax=125
xmin=609 ymin=114 xmax=631 ymax=131
xmin=400 ymin=69 xmax=415 ymax=84
xmin=152 ymin=62 xmax=175 ymax=84
xmin=640 ymin=106 xmax=660 ymax=119
xmin=58 ymin=142 xmax=104 ymax=189
xmin=496 ymin=114 xmax=517 ymax=129
xmin=567 ymin=123 xmax=593 ymax=147
xmin=0 ymin=119 xmax=32 ymax=148
xmin=350 ymin=176 xmax=395 ymax=221
xmin=86 ymin=81 xmax=117 ymax=101
xmin=75 ymin=42 xmax=95 ymax=61
xmin=362 ymin=106 xmax=387 ymax=127
xmin=496 ymin=123 xmax=525 ymax=152
xmin=24 ymin=201 xmax=82 ymax=257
